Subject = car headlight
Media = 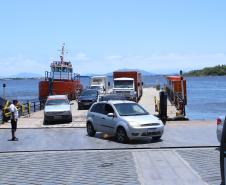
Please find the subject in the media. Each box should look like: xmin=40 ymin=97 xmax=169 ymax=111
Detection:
xmin=128 ymin=121 xmax=140 ymax=127
xmin=130 ymin=91 xmax=137 ymax=96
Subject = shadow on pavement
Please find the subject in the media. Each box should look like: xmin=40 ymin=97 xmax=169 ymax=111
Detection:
xmin=90 ymin=132 xmax=163 ymax=145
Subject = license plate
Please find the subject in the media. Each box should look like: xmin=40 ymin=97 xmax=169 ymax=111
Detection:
xmin=147 ymin=128 xmax=157 ymax=134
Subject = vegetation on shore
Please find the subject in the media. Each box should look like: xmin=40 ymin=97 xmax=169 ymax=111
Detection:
xmin=184 ymin=65 xmax=226 ymax=76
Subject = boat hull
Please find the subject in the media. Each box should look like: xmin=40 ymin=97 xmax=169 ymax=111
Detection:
xmin=39 ymin=80 xmax=82 ymax=101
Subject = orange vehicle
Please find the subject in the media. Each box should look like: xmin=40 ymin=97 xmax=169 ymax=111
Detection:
xmin=39 ymin=44 xmax=83 ymax=101
xmin=166 ymin=75 xmax=187 ymax=114
xmin=113 ymin=71 xmax=143 ymax=102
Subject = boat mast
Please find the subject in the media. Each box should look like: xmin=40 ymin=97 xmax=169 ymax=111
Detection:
xmin=60 ymin=43 xmax=65 ymax=63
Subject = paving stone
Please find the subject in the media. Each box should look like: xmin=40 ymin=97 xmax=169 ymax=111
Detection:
xmin=133 ymin=150 xmax=207 ymax=185
xmin=0 ymin=150 xmax=140 ymax=185
xmin=177 ymin=148 xmax=221 ymax=185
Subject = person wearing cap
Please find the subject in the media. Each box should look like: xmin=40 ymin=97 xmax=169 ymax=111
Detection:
xmin=9 ymin=100 xmax=19 ymax=141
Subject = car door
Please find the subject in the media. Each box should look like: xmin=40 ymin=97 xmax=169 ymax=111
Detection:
xmin=99 ymin=103 xmax=118 ymax=134
xmin=90 ymin=103 xmax=105 ymax=132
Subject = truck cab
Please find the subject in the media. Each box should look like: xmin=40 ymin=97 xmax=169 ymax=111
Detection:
xmin=113 ymin=77 xmax=137 ymax=102
xmin=112 ymin=71 xmax=143 ymax=102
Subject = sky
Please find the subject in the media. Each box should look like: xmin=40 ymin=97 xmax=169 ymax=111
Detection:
xmin=0 ymin=0 xmax=226 ymax=76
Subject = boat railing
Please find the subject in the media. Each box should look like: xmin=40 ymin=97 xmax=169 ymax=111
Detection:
xmin=0 ymin=91 xmax=80 ymax=123
xmin=45 ymin=71 xmax=80 ymax=81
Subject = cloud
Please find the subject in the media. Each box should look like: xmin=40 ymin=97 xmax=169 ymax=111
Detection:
xmin=75 ymin=52 xmax=226 ymax=75
xmin=74 ymin=52 xmax=89 ymax=61
xmin=1 ymin=52 xmax=226 ymax=76
xmin=104 ymin=55 xmax=124 ymax=60
xmin=0 ymin=55 xmax=47 ymax=77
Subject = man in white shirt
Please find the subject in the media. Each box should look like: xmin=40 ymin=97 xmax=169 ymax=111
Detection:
xmin=9 ymin=100 xmax=19 ymax=141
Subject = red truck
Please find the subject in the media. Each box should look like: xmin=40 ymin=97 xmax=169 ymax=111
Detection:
xmin=113 ymin=71 xmax=143 ymax=102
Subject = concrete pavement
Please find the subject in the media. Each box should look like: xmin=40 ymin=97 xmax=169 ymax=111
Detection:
xmin=0 ymin=122 xmax=218 ymax=152
xmin=0 ymin=122 xmax=221 ymax=184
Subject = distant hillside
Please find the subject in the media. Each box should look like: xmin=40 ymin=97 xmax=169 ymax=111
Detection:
xmin=106 ymin=69 xmax=155 ymax=76
xmin=8 ymin=72 xmax=43 ymax=78
xmin=184 ymin=65 xmax=226 ymax=76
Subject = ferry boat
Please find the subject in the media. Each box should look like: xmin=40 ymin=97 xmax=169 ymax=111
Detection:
xmin=39 ymin=44 xmax=83 ymax=101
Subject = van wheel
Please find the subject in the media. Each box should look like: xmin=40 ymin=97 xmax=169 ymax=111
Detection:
xmin=116 ymin=127 xmax=128 ymax=143
xmin=87 ymin=122 xmax=96 ymax=137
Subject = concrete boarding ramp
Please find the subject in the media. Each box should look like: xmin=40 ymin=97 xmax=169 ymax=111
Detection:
xmin=0 ymin=87 xmax=182 ymax=129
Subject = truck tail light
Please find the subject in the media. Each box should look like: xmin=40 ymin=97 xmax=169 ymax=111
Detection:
xmin=217 ymin=118 xmax=222 ymax=125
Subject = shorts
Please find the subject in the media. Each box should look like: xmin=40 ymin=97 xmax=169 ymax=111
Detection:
xmin=11 ymin=119 xmax=17 ymax=131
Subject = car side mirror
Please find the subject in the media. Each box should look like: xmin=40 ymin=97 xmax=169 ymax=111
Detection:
xmin=107 ymin=113 xmax=114 ymax=118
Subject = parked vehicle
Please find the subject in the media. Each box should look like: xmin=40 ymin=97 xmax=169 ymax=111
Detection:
xmin=86 ymin=100 xmax=164 ymax=143
xmin=90 ymin=76 xmax=108 ymax=94
xmin=113 ymin=71 xmax=143 ymax=102
xmin=217 ymin=116 xmax=225 ymax=142
xmin=77 ymin=89 xmax=98 ymax=110
xmin=98 ymin=94 xmax=127 ymax=102
xmin=44 ymin=95 xmax=73 ymax=125
xmin=90 ymin=85 xmax=104 ymax=94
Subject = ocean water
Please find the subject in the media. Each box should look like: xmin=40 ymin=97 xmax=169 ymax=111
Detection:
xmin=0 ymin=76 xmax=225 ymax=120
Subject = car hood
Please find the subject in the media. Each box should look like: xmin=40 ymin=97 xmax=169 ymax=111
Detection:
xmin=45 ymin=105 xmax=70 ymax=112
xmin=113 ymin=88 xmax=134 ymax=91
xmin=121 ymin=114 xmax=163 ymax=125
xmin=78 ymin=96 xmax=97 ymax=100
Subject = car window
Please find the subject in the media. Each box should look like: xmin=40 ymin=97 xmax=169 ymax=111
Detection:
xmin=104 ymin=104 xmax=114 ymax=115
xmin=114 ymin=103 xmax=149 ymax=116
xmin=46 ymin=99 xmax=69 ymax=106
xmin=90 ymin=103 xmax=105 ymax=114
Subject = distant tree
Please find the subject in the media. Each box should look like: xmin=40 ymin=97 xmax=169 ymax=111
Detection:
xmin=184 ymin=65 xmax=226 ymax=76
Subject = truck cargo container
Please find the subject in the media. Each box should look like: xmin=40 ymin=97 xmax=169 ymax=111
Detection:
xmin=90 ymin=76 xmax=108 ymax=94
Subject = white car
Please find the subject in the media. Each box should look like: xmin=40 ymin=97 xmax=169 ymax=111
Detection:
xmin=44 ymin=95 xmax=73 ymax=125
xmin=86 ymin=100 xmax=164 ymax=143
xmin=217 ymin=116 xmax=225 ymax=142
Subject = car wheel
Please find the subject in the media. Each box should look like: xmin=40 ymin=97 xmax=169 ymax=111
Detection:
xmin=87 ymin=122 xmax=96 ymax=137
xmin=43 ymin=119 xmax=48 ymax=125
xmin=116 ymin=127 xmax=128 ymax=143
xmin=152 ymin=136 xmax=162 ymax=140
xmin=67 ymin=117 xmax=72 ymax=123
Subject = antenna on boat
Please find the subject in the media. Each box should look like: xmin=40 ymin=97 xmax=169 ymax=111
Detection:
xmin=60 ymin=43 xmax=65 ymax=63
xmin=59 ymin=43 xmax=68 ymax=63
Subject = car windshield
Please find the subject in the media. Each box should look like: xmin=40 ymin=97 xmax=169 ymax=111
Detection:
xmin=46 ymin=99 xmax=69 ymax=106
xmin=90 ymin=86 xmax=102 ymax=90
xmin=114 ymin=80 xmax=133 ymax=88
xmin=114 ymin=103 xmax=149 ymax=116
xmin=81 ymin=90 xmax=97 ymax=96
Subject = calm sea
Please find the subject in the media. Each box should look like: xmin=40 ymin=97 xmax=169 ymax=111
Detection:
xmin=0 ymin=76 xmax=225 ymax=120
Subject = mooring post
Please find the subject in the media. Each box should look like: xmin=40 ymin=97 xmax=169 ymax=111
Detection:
xmin=2 ymin=83 xmax=6 ymax=99
xmin=180 ymin=70 xmax=186 ymax=116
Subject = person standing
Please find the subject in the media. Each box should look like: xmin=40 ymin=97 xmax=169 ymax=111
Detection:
xmin=9 ymin=100 xmax=19 ymax=141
